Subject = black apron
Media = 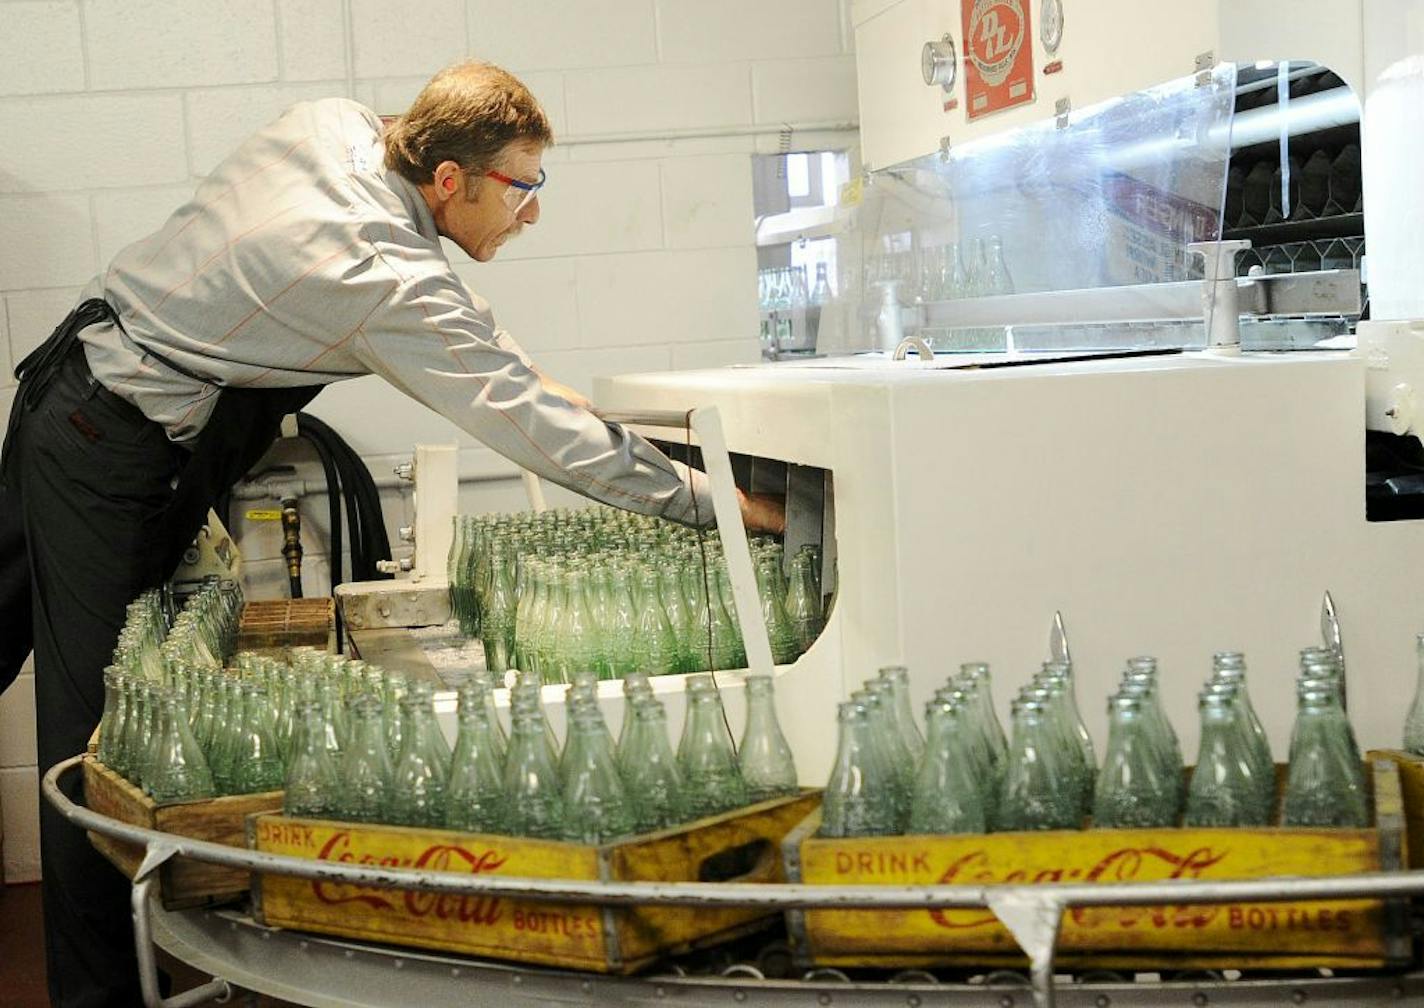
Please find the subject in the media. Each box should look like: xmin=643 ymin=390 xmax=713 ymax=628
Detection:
xmin=5 ymin=297 xmax=322 ymax=577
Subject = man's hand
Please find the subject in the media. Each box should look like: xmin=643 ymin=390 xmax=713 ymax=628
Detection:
xmin=738 ymin=489 xmax=786 ymax=535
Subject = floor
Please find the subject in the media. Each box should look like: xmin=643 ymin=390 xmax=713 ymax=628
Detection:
xmin=0 ymin=882 xmax=297 ymax=1007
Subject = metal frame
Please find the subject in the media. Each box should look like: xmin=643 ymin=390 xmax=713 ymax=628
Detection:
xmin=43 ymin=756 xmax=1424 ymax=1008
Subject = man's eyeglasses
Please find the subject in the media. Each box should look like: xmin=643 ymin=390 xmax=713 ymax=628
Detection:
xmin=485 ymin=167 xmax=546 ymax=214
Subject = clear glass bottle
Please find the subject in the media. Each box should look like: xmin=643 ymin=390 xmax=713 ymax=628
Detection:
xmin=146 ymin=693 xmax=216 ymax=804
xmin=1092 ymin=693 xmax=1179 ymax=828
xmin=386 ymin=689 xmax=451 ymax=827
xmin=284 ymin=700 xmax=340 ymax=818
xmin=680 ymin=686 xmax=749 ymax=818
xmin=907 ymin=699 xmax=987 ymax=834
xmin=503 ymin=705 xmax=565 ymax=838
xmin=995 ymin=697 xmax=1081 ymax=831
xmin=757 ymin=557 xmax=800 ymax=666
xmin=1041 ymin=661 xmax=1095 ymax=783
xmin=1405 ymin=633 xmax=1424 ymax=756
xmin=810 ymin=261 xmax=833 ymax=306
xmin=336 ymin=697 xmax=392 ymax=823
xmin=737 ymin=674 xmax=798 ymax=802
xmin=446 ymin=684 xmax=508 ymax=833
xmin=1282 ymin=683 xmax=1369 ymax=827
xmin=1184 ymin=691 xmax=1270 ymax=827
xmin=629 ymin=569 xmax=680 ymax=676
xmin=862 ymin=680 xmax=915 ymax=825
xmin=560 ymin=711 xmax=635 ymax=843
xmin=959 ymin=662 xmax=1008 ymax=776
xmin=603 ymin=566 xmax=639 ymax=679
xmin=556 ymin=568 xmax=599 ymax=683
xmin=229 ymin=682 xmax=287 ymax=795
xmin=820 ymin=700 xmax=899 ymax=837
xmin=621 ymin=699 xmax=686 ymax=832
xmin=785 ymin=551 xmax=824 ymax=655
xmin=480 ymin=542 xmax=517 ymax=675
xmin=877 ymin=665 xmax=925 ymax=764
xmin=1209 ymin=653 xmax=1273 ymax=787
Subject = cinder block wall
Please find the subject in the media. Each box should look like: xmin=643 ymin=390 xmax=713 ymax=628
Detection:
xmin=0 ymin=0 xmax=858 ymax=882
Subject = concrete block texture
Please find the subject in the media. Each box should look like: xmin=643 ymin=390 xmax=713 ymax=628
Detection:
xmin=1 ymin=767 xmax=41 ymax=883
xmin=0 ymin=671 xmax=37 ymax=770
xmin=348 ymin=0 xmax=467 ymax=79
xmin=494 ymin=160 xmax=665 ymax=261
xmin=0 ymin=1 xmax=85 ymax=96
xmin=574 ymin=246 xmax=759 ymax=348
xmin=185 ymin=83 xmax=346 ymax=177
xmin=0 ymin=196 xmax=95 ymax=291
xmin=85 ymin=0 xmax=279 ymax=90
xmin=535 ymin=344 xmax=673 ymax=399
xmin=752 ymin=55 xmax=859 ymax=123
xmin=656 ymin=0 xmax=843 ymax=63
xmin=0 ymin=94 xmax=187 ymax=194
xmin=452 ymin=257 xmax=581 ymax=353
xmin=278 ymin=0 xmax=351 ymax=82
xmin=6 ymin=288 xmax=87 ymax=363
xmin=564 ymin=63 xmax=753 ymax=137
xmin=466 ymin=0 xmax=657 ymax=71
xmin=660 ymin=154 xmax=756 ymax=249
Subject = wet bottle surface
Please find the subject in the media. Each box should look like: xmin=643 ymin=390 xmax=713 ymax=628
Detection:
xmin=737 ymin=673 xmax=799 ymax=803
xmin=1282 ymin=683 xmax=1369 ymax=827
xmin=996 ymin=697 xmax=1081 ymax=832
xmin=503 ymin=703 xmax=566 ymax=839
xmin=445 ymin=683 xmax=508 ymax=833
xmin=907 ymin=699 xmax=986 ymax=834
xmin=1184 ymin=690 xmax=1269 ymax=827
xmin=284 ymin=699 xmax=340 ymax=818
xmin=1092 ymin=693 xmax=1179 ymax=828
xmin=820 ymin=700 xmax=898 ymax=838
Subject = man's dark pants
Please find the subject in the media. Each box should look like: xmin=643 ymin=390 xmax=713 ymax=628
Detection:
xmin=0 ymin=348 xmax=184 ymax=1007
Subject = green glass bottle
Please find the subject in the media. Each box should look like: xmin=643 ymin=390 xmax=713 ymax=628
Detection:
xmin=1209 ymin=653 xmax=1273 ymax=790
xmin=229 ymin=682 xmax=286 ymax=795
xmin=336 ymin=697 xmax=392 ymax=823
xmin=503 ymin=706 xmax=565 ymax=838
xmin=1406 ymin=633 xmax=1424 ymax=756
xmin=98 ymin=667 xmax=126 ymax=769
xmin=476 ymin=668 xmax=508 ymax=768
xmin=386 ymin=687 xmax=451 ymax=827
xmin=1092 ymin=693 xmax=1179 ymax=828
xmin=995 ymin=697 xmax=1081 ymax=831
xmin=820 ymin=700 xmax=899 ymax=837
xmin=556 ymin=568 xmax=600 ymax=683
xmin=586 ymin=567 xmax=617 ymax=680
xmin=1041 ymin=661 xmax=1095 ymax=783
xmin=785 ymin=550 xmax=824 ymax=655
xmin=680 ymin=561 xmax=712 ymax=674
xmin=712 ymin=567 xmax=747 ymax=671
xmin=629 ymin=570 xmax=680 ymax=677
xmin=1184 ymin=690 xmax=1270 ymax=827
xmin=877 ymin=665 xmax=925 ymax=765
xmin=481 ymin=543 xmax=517 ymax=675
xmin=560 ymin=711 xmax=635 ymax=843
xmin=446 ymin=685 xmax=508 ymax=832
xmin=621 ymin=699 xmax=686 ymax=832
xmin=756 ymin=557 xmax=799 ymax=665
xmin=737 ymin=674 xmax=798 ymax=802
xmin=1026 ymin=679 xmax=1090 ymax=816
xmin=284 ymin=700 xmax=340 ymax=818
xmin=454 ymin=517 xmax=479 ymax=638
xmin=907 ymin=700 xmax=987 ymax=834
xmin=658 ymin=567 xmax=693 ymax=674
xmin=1282 ymin=683 xmax=1368 ymax=827
xmin=603 ymin=566 xmax=639 ymax=679
xmin=935 ymin=686 xmax=996 ymax=812
xmin=146 ymin=693 xmax=216 ymax=804
xmin=680 ymin=687 xmax=749 ymax=818
xmin=958 ymin=662 xmax=1008 ymax=777
xmin=861 ymin=681 xmax=915 ymax=827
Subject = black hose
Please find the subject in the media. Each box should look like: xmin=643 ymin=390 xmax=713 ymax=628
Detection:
xmin=297 ymin=413 xmax=392 ymax=582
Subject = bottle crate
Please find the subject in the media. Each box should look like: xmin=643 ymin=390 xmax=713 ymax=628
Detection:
xmin=780 ymin=759 xmax=1409 ymax=971
xmin=1368 ymin=749 xmax=1424 ymax=868
xmin=248 ymin=791 xmax=819 ymax=973
xmin=82 ymin=755 xmax=283 ymax=910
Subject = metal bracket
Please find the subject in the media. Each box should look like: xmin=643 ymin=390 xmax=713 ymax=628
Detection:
xmin=986 ymin=892 xmax=1066 ymax=1008
xmin=1195 ymin=50 xmax=1215 ymax=86
xmin=131 ymin=846 xmax=231 ymax=1008
xmin=1054 ymin=98 xmax=1071 ymax=129
xmin=939 ymin=135 xmax=952 ymax=162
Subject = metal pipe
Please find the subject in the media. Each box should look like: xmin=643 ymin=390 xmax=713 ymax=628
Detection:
xmin=132 ymin=875 xmax=230 ymax=1008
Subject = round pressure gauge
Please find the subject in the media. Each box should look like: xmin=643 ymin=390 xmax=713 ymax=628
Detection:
xmin=1040 ymin=0 xmax=1064 ymax=55
xmin=921 ymin=34 xmax=957 ymax=91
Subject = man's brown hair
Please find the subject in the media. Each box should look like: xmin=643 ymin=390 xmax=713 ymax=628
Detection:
xmin=384 ymin=61 xmax=553 ymax=186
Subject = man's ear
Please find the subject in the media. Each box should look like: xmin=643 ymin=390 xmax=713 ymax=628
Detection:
xmin=431 ymin=160 xmax=462 ymax=200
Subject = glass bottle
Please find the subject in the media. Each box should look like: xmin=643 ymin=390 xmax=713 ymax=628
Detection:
xmin=477 ymin=668 xmax=508 ymax=767
xmin=97 ymin=667 xmax=126 ymax=769
xmin=877 ymin=665 xmax=925 ymax=764
xmin=936 ymin=686 xmax=996 ymax=811
xmin=1029 ymin=678 xmax=1091 ymax=815
xmin=386 ymin=688 xmax=451 ymax=827
xmin=481 ymin=543 xmax=517 ymax=675
xmin=820 ymin=700 xmax=899 ymax=837
xmin=560 ymin=712 xmax=635 ymax=843
xmin=1210 ymin=653 xmax=1273 ymax=784
xmin=959 ymin=662 xmax=1008 ymax=776
xmin=1282 ymin=684 xmax=1369 ymax=827
xmin=657 ymin=567 xmax=692 ymax=674
xmin=336 ymin=697 xmax=392 ymax=823
xmin=556 ymin=568 xmax=599 ymax=683
xmin=284 ymin=700 xmax=340 ymax=818
xmin=146 ymin=694 xmax=216 ymax=804
xmin=907 ymin=700 xmax=987 ymax=834
xmin=785 ymin=551 xmax=824 ymax=655
xmin=119 ymin=681 xmax=152 ymax=788
xmin=737 ymin=674 xmax=798 ymax=802
xmin=1041 ymin=661 xmax=1094 ymax=782
xmin=862 ymin=680 xmax=915 ymax=825
xmin=984 ymin=235 xmax=1014 ymax=294
xmin=503 ymin=705 xmax=565 ymax=839
xmin=681 ymin=687 xmax=749 ymax=818
xmin=1405 ymin=633 xmax=1424 ymax=756
xmin=995 ymin=697 xmax=1081 ymax=831
xmin=621 ymin=699 xmax=686 ymax=832
xmin=603 ymin=566 xmax=639 ymax=679
xmin=710 ymin=568 xmax=746 ymax=671
xmin=810 ymin=261 xmax=833 ymax=306
xmin=1184 ymin=691 xmax=1270 ymax=827
xmin=229 ymin=682 xmax=286 ymax=795
xmin=629 ymin=569 xmax=680 ymax=676
xmin=1093 ymin=693 xmax=1179 ymax=828
xmin=446 ymin=685 xmax=508 ymax=833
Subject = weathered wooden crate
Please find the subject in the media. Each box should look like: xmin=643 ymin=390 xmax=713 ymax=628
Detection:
xmin=781 ymin=760 xmax=1409 ymax=971
xmin=83 ymin=755 xmax=283 ymax=910
xmin=250 ymin=791 xmax=820 ymax=973
xmin=235 ymin=598 xmax=333 ymax=653
xmin=1368 ymin=749 xmax=1424 ymax=868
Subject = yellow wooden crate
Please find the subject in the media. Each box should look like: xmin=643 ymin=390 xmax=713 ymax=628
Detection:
xmin=1368 ymin=749 xmax=1424 ymax=868
xmin=781 ymin=759 xmax=1409 ymax=971
xmin=83 ymin=755 xmax=283 ymax=910
xmin=250 ymin=791 xmax=820 ymax=973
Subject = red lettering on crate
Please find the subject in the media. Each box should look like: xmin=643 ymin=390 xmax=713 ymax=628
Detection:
xmin=834 ymin=850 xmax=932 ymax=876
xmin=1228 ymin=906 xmax=1356 ymax=932
xmin=310 ymin=832 xmax=509 ymax=924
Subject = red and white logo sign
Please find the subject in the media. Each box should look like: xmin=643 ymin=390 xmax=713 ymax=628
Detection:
xmin=962 ymin=0 xmax=1036 ymax=121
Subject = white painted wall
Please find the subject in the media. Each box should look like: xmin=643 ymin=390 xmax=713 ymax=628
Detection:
xmin=0 ymin=0 xmax=860 ymax=883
